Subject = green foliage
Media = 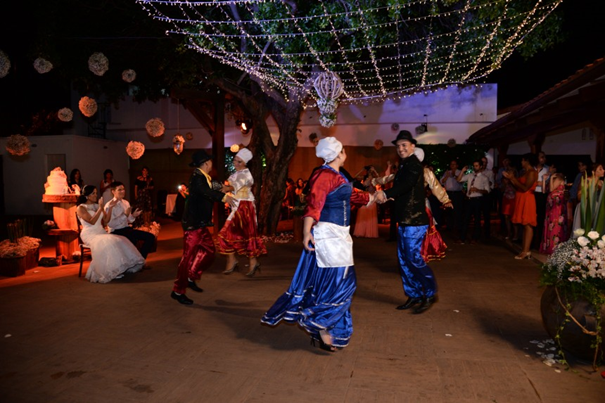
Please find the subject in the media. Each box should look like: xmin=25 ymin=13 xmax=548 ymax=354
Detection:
xmin=420 ymin=144 xmax=487 ymax=178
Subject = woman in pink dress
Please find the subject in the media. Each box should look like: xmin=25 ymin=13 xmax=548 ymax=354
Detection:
xmin=539 ymin=173 xmax=568 ymax=254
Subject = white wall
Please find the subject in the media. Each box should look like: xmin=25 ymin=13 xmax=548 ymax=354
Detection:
xmin=1 ymin=135 xmax=130 ymax=215
xmin=102 ymin=84 xmax=498 ymax=149
xmin=507 ymin=127 xmax=597 ymax=160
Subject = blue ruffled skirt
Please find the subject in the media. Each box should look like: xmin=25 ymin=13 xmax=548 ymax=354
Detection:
xmin=261 ymin=247 xmax=356 ymax=348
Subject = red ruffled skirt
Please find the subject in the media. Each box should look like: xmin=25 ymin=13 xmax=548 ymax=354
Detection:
xmin=217 ymin=200 xmax=267 ymax=258
xmin=421 ymin=206 xmax=447 ymax=262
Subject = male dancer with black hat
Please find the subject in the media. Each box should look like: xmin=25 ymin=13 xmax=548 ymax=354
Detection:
xmin=171 ymin=150 xmax=235 ymax=305
xmin=375 ymin=130 xmax=438 ymax=314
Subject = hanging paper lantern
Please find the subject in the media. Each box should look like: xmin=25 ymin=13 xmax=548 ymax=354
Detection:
xmin=88 ymin=52 xmax=109 ymax=76
xmin=0 ymin=49 xmax=10 ymax=78
xmin=145 ymin=118 xmax=165 ymax=137
xmin=314 ymin=71 xmax=344 ymax=128
xmin=57 ymin=108 xmax=73 ymax=122
xmin=78 ymin=96 xmax=97 ymax=117
xmin=5 ymin=134 xmax=31 ymax=156
xmin=185 ymin=132 xmax=193 ymax=140
xmin=122 ymin=69 xmax=136 ymax=83
xmin=230 ymin=144 xmax=240 ymax=153
xmin=374 ymin=139 xmax=384 ymax=151
xmin=33 ymin=57 xmax=53 ymax=74
xmin=126 ymin=141 xmax=145 ymax=159
xmin=447 ymin=138 xmax=457 ymax=148
xmin=173 ymin=134 xmax=185 ymax=155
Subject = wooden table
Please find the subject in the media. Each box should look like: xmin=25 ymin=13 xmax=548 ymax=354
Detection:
xmin=42 ymin=194 xmax=79 ymax=262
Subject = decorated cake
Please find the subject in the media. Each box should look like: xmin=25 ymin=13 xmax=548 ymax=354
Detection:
xmin=44 ymin=167 xmax=69 ymax=195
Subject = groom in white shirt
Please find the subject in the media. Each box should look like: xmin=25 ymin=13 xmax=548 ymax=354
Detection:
xmin=104 ymin=182 xmax=156 ymax=259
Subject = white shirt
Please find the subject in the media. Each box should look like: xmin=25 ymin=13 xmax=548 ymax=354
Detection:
xmin=535 ymin=165 xmax=549 ymax=193
xmin=483 ymin=169 xmax=495 ymax=191
xmin=460 ymin=172 xmax=491 ymax=198
xmin=440 ymin=169 xmax=463 ymax=191
xmin=104 ymin=198 xmax=135 ymax=232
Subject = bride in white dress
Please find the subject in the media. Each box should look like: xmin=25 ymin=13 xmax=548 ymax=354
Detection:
xmin=77 ymin=185 xmax=145 ymax=283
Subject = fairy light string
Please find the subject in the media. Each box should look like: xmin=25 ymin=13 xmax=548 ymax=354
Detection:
xmin=137 ymin=0 xmax=563 ymax=104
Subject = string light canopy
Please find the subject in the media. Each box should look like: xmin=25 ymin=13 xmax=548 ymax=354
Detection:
xmin=137 ymin=0 xmax=563 ymax=106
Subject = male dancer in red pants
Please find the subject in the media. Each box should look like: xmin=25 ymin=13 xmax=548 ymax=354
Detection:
xmin=171 ymin=150 xmax=234 ymax=305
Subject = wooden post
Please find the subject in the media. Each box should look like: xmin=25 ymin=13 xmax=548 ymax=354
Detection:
xmin=213 ymin=93 xmax=226 ymax=230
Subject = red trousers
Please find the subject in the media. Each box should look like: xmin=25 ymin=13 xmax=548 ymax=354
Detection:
xmin=172 ymin=227 xmax=215 ymax=294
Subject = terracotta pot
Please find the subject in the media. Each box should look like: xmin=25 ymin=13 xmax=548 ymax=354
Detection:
xmin=540 ymin=285 xmax=605 ymax=360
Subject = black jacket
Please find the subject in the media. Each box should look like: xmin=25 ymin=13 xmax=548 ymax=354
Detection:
xmin=384 ymin=155 xmax=428 ymax=226
xmin=182 ymin=169 xmax=225 ymax=231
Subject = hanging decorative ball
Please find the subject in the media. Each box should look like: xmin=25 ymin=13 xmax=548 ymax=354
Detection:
xmin=173 ymin=134 xmax=185 ymax=155
xmin=5 ymin=134 xmax=31 ymax=156
xmin=126 ymin=141 xmax=145 ymax=159
xmin=185 ymin=132 xmax=193 ymax=141
xmin=374 ymin=139 xmax=384 ymax=151
xmin=78 ymin=96 xmax=98 ymax=117
xmin=447 ymin=138 xmax=457 ymax=148
xmin=88 ymin=52 xmax=109 ymax=76
xmin=314 ymin=71 xmax=344 ymax=100
xmin=230 ymin=144 xmax=240 ymax=153
xmin=122 ymin=69 xmax=136 ymax=83
xmin=57 ymin=108 xmax=74 ymax=122
xmin=145 ymin=118 xmax=165 ymax=137
xmin=33 ymin=57 xmax=53 ymax=74
xmin=391 ymin=123 xmax=400 ymax=131
xmin=0 ymin=49 xmax=10 ymax=78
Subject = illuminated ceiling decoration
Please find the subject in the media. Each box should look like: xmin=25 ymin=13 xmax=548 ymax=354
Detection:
xmin=137 ymin=0 xmax=562 ymax=106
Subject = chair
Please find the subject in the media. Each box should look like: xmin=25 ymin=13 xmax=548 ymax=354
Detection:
xmin=75 ymin=212 xmax=92 ymax=277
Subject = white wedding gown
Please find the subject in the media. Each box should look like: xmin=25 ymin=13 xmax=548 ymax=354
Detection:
xmin=79 ymin=204 xmax=145 ymax=283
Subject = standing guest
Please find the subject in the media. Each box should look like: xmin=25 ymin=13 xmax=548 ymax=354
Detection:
xmin=375 ymin=131 xmax=437 ymax=314
xmin=440 ymin=160 xmax=464 ymax=237
xmin=77 ymin=185 xmax=144 ymax=283
xmin=540 ymin=173 xmax=568 ymax=254
xmin=353 ymin=166 xmax=379 ymax=238
xmin=218 ymin=148 xmax=267 ymax=277
xmin=281 ymin=178 xmax=296 ymax=220
xmin=170 ymin=151 xmax=234 ymax=305
xmin=533 ymin=151 xmax=549 ymax=248
xmin=173 ymin=183 xmax=189 ymax=221
xmin=568 ymin=159 xmax=589 ymax=234
xmin=104 ymin=182 xmax=157 ymax=260
xmin=292 ymin=178 xmax=307 ymax=242
xmin=133 ymin=167 xmax=154 ymax=226
xmin=99 ymin=169 xmax=114 ymax=204
xmin=496 ymin=157 xmax=511 ymax=233
xmin=503 ymin=153 xmax=538 ymax=260
xmin=457 ymin=160 xmax=491 ymax=245
xmin=501 ymin=167 xmax=518 ymax=241
xmin=69 ymin=169 xmax=84 ymax=194
xmin=481 ymin=156 xmax=495 ymax=240
xmin=262 ymin=137 xmax=372 ymax=351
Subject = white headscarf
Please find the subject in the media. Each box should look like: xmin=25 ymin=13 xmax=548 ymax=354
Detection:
xmin=235 ymin=148 xmax=253 ymax=164
xmin=316 ymin=137 xmax=343 ymax=163
xmin=413 ymin=147 xmax=424 ymax=162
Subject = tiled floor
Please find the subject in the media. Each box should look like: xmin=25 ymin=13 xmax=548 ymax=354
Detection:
xmin=1 ymin=220 xmax=603 ymax=402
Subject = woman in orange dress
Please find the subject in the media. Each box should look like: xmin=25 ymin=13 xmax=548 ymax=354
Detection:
xmin=503 ymin=153 xmax=538 ymax=260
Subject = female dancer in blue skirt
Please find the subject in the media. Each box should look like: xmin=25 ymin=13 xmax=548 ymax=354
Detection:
xmin=261 ymin=137 xmax=373 ymax=351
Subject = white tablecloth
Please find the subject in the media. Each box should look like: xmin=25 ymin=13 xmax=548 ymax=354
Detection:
xmin=165 ymin=194 xmax=178 ymax=215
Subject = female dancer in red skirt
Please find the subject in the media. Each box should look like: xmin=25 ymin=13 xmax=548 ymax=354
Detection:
xmin=218 ymin=148 xmax=267 ymax=277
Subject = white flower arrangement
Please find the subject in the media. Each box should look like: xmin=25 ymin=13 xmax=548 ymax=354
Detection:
xmin=316 ymin=98 xmax=338 ymax=115
xmin=88 ymin=52 xmax=109 ymax=76
xmin=33 ymin=57 xmax=53 ymax=74
xmin=78 ymin=96 xmax=98 ymax=117
xmin=57 ymin=107 xmax=74 ymax=122
xmin=145 ymin=118 xmax=165 ymax=137
xmin=122 ymin=69 xmax=136 ymax=83
xmin=126 ymin=141 xmax=145 ymax=159
xmin=5 ymin=134 xmax=31 ymax=156
xmin=319 ymin=114 xmax=336 ymax=128
xmin=0 ymin=49 xmax=10 ymax=78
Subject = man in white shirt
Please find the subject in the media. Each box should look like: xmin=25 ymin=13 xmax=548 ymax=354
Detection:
xmin=534 ymin=151 xmax=549 ymax=247
xmin=104 ymin=182 xmax=156 ymax=259
xmin=440 ymin=159 xmax=464 ymax=236
xmin=457 ymin=160 xmax=491 ymax=244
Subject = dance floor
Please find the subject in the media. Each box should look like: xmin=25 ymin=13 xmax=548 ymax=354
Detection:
xmin=1 ymin=219 xmax=603 ymax=402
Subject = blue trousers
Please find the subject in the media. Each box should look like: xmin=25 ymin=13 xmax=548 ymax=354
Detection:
xmin=397 ymin=225 xmax=437 ymax=298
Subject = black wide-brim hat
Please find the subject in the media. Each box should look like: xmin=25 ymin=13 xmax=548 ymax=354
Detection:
xmin=391 ymin=130 xmax=417 ymax=145
xmin=189 ymin=150 xmax=213 ymax=167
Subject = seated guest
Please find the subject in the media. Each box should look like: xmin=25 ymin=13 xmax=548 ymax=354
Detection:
xmin=76 ymin=185 xmax=144 ymax=283
xmin=104 ymin=181 xmax=156 ymax=259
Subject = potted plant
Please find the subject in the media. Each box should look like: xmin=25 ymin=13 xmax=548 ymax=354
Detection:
xmin=540 ymin=173 xmax=605 ymax=369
